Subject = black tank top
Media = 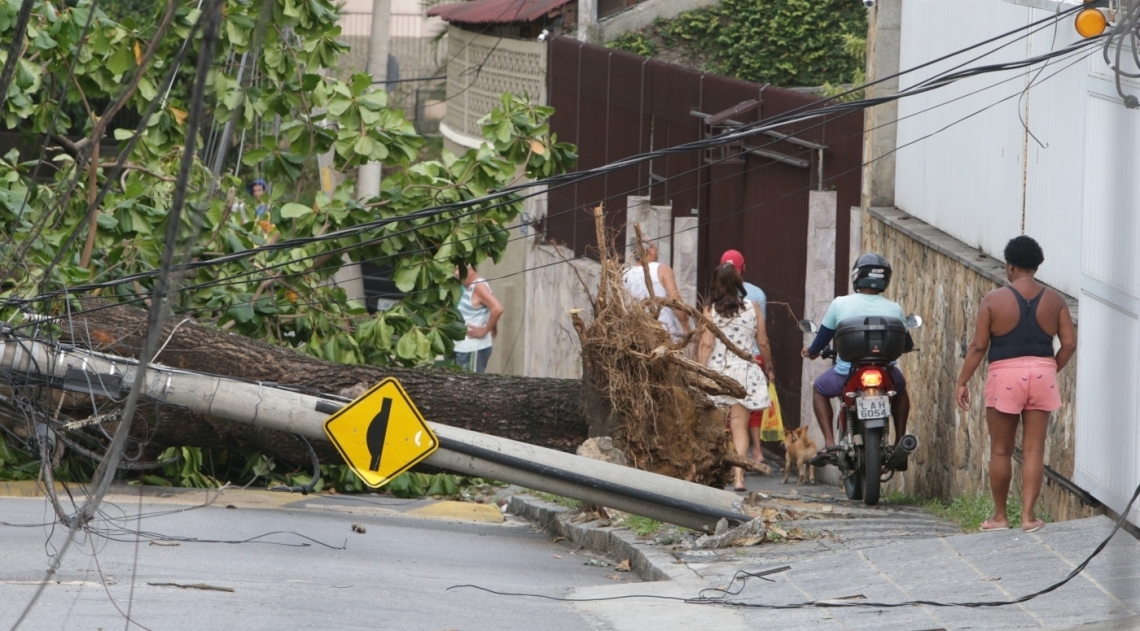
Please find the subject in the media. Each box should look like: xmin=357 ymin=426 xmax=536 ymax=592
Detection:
xmin=988 ymin=286 xmax=1055 ymax=362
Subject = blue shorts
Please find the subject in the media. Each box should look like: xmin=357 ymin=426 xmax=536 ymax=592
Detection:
xmin=814 ymin=365 xmax=907 ymax=398
xmin=456 ymin=347 xmax=492 ymax=373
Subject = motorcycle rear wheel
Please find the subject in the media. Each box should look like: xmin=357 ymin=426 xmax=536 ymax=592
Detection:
xmin=863 ymin=427 xmax=883 ymax=506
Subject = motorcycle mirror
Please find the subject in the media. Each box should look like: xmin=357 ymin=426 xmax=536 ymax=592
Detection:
xmin=798 ymin=319 xmax=819 ymax=334
xmin=906 ymin=315 xmax=923 ymax=329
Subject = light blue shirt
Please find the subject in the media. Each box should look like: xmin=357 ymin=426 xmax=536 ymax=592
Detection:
xmin=821 ymin=293 xmax=905 ymax=375
xmin=743 ymin=282 xmax=766 ymax=355
xmin=744 ymin=282 xmax=766 ymax=318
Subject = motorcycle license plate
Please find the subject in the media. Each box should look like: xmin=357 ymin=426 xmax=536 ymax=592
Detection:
xmin=856 ymin=396 xmax=890 ymax=420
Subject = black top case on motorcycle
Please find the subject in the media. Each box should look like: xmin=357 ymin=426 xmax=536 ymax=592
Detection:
xmin=835 ymin=316 xmax=907 ymax=363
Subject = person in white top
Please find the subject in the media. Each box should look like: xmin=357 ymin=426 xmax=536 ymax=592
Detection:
xmin=454 ymin=265 xmax=504 ymax=372
xmin=622 ymin=238 xmax=689 ymax=341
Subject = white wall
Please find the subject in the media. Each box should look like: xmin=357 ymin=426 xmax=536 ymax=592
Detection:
xmin=524 ymin=242 xmax=601 ymax=379
xmin=894 ymin=0 xmax=1088 ymax=296
xmin=896 ymin=0 xmax=1140 ymax=524
xmin=1074 ymin=71 xmax=1140 ymax=526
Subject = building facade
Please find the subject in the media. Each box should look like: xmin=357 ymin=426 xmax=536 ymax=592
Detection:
xmin=860 ymin=0 xmax=1137 ymax=524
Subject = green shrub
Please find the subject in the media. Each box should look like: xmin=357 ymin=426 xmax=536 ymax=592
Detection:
xmin=608 ymin=0 xmax=867 ymax=88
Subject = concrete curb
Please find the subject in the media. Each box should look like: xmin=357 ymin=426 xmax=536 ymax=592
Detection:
xmin=508 ymin=494 xmax=690 ymax=584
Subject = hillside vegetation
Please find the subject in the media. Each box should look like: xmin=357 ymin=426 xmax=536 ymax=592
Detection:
xmin=608 ymin=0 xmax=867 ymax=89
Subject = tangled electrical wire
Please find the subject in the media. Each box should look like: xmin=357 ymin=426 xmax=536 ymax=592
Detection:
xmin=1103 ymin=0 xmax=1140 ymax=108
xmin=0 ymin=0 xmax=1109 ymax=497
xmin=451 ymin=475 xmax=1140 ymax=611
xmin=0 ymin=3 xmax=1108 ymax=313
xmin=2 ymin=28 xmax=1107 ymax=341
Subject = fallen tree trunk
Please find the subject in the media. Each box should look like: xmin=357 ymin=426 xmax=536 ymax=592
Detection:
xmin=44 ymin=300 xmax=588 ymax=464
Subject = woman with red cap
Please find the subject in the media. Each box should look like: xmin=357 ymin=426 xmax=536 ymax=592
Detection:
xmin=697 ymin=263 xmax=776 ymax=492
xmin=721 ymin=250 xmax=773 ymax=463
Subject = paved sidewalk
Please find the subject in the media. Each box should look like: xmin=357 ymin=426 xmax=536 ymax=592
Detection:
xmin=513 ymin=470 xmax=1140 ymax=631
xmin=701 ymin=513 xmax=1139 ymax=630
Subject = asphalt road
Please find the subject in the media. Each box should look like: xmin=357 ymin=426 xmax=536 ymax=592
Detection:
xmin=0 ymin=487 xmax=628 ymax=631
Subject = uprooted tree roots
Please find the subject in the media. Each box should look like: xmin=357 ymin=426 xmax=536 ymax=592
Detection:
xmin=570 ymin=208 xmax=769 ymax=487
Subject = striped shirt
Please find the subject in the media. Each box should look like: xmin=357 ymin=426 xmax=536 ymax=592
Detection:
xmin=455 ymin=279 xmax=492 ymax=353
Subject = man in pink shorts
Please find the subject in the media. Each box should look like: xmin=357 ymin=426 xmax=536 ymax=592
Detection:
xmin=956 ymin=236 xmax=1076 ymax=534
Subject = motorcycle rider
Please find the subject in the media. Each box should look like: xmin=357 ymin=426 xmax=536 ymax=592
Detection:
xmin=801 ymin=253 xmax=914 ymax=467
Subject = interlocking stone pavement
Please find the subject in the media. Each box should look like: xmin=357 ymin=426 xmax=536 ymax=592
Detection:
xmin=686 ymin=471 xmax=1140 ymax=630
xmin=509 ymin=466 xmax=1140 ymax=630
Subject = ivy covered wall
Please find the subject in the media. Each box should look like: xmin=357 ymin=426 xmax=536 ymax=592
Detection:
xmin=607 ymin=0 xmax=867 ymax=89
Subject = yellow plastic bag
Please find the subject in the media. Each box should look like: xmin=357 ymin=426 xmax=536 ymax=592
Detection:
xmin=759 ymin=382 xmax=785 ymax=442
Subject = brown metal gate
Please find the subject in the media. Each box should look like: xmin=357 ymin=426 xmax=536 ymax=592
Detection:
xmin=544 ymin=37 xmax=864 ymax=429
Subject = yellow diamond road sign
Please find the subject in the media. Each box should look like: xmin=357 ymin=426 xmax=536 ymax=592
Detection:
xmin=323 ymin=378 xmax=438 ymax=488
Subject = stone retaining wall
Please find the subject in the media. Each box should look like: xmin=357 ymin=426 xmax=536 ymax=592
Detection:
xmin=864 ymin=208 xmax=1098 ymax=523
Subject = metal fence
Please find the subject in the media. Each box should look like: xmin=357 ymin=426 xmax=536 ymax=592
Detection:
xmin=545 ymin=37 xmax=865 ymax=429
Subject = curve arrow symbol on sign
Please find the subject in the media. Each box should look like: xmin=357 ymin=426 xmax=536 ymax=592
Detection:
xmin=366 ymin=397 xmax=394 ymax=472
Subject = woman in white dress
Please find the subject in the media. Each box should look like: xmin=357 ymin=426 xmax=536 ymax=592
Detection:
xmin=697 ymin=263 xmax=776 ymax=491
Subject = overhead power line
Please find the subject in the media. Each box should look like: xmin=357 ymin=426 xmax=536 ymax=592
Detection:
xmin=5 ymin=22 xmax=1106 ymax=311
xmin=12 ymin=34 xmax=1102 ymax=332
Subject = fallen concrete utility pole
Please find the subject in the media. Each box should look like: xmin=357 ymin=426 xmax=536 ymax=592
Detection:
xmin=0 ymin=335 xmax=749 ymax=532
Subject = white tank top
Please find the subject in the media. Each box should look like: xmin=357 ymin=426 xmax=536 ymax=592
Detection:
xmin=455 ymin=280 xmax=492 ymax=353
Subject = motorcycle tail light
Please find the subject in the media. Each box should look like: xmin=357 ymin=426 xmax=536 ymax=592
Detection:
xmin=860 ymin=369 xmax=884 ymax=388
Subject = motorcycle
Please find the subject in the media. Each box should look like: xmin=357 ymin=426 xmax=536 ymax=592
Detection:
xmin=799 ymin=314 xmax=922 ymax=506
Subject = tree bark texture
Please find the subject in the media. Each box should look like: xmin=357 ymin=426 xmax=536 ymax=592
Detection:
xmin=48 ymin=301 xmax=588 ymax=465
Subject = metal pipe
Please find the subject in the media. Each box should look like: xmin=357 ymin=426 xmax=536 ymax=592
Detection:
xmin=884 ymin=434 xmax=918 ymax=471
xmin=429 ymin=447 xmax=737 ymax=532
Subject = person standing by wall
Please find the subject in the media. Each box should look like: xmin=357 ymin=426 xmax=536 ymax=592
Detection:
xmin=454 ymin=265 xmax=504 ymax=373
xmin=697 ymin=263 xmax=776 ymax=492
xmin=623 ymin=237 xmax=690 ymax=342
xmin=955 ymin=236 xmax=1076 ymax=533
xmin=720 ymin=249 xmax=772 ymax=462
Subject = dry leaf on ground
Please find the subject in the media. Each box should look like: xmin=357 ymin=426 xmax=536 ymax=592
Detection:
xmin=615 ymin=559 xmax=632 ymax=572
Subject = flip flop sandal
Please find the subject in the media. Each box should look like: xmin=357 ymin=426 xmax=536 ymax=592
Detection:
xmin=809 ymin=451 xmax=838 ymax=468
xmin=1023 ymin=520 xmax=1045 ymax=533
xmin=981 ymin=520 xmax=1009 ymax=532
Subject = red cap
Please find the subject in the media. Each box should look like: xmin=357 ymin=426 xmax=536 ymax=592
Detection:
xmin=720 ymin=250 xmax=745 ymax=272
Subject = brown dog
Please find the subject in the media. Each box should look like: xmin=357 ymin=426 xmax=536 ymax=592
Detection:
xmin=782 ymin=427 xmax=817 ymax=485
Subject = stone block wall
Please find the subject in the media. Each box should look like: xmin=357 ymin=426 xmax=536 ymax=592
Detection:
xmin=444 ymin=26 xmax=547 ymax=140
xmin=864 ymin=208 xmax=1098 ymax=523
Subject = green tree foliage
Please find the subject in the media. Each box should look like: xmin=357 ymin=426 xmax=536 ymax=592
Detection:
xmin=0 ymin=0 xmax=577 ymax=370
xmin=608 ymin=0 xmax=867 ymax=88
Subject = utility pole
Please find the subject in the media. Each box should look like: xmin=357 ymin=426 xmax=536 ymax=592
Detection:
xmin=1 ymin=335 xmax=748 ymax=532
xmin=577 ymin=0 xmax=597 ymax=43
xmin=332 ymin=0 xmax=392 ymax=304
xmin=356 ymin=0 xmax=390 ymax=202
